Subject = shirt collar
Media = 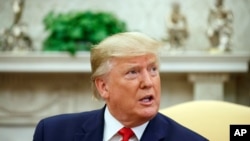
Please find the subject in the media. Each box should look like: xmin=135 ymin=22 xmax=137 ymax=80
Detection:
xmin=103 ymin=107 xmax=149 ymax=141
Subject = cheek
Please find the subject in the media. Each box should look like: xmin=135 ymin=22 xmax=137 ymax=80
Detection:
xmin=155 ymin=78 xmax=161 ymax=97
xmin=109 ymin=81 xmax=139 ymax=104
xmin=116 ymin=81 xmax=139 ymax=96
xmin=107 ymin=79 xmax=131 ymax=95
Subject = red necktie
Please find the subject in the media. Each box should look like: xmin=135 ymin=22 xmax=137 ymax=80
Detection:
xmin=118 ymin=127 xmax=135 ymax=141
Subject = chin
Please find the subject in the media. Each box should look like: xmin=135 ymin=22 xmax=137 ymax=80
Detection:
xmin=140 ymin=107 xmax=158 ymax=119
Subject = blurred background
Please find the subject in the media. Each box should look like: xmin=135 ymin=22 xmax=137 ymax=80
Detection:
xmin=0 ymin=0 xmax=249 ymax=140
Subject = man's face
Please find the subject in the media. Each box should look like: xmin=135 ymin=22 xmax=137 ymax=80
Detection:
xmin=103 ymin=54 xmax=161 ymax=127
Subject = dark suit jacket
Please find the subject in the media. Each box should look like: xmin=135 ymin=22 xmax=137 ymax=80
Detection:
xmin=33 ymin=107 xmax=208 ymax=141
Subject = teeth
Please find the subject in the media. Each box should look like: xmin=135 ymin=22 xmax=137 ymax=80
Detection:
xmin=140 ymin=96 xmax=152 ymax=102
xmin=142 ymin=98 xmax=150 ymax=102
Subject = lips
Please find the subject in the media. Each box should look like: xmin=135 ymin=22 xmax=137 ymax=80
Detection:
xmin=139 ymin=95 xmax=154 ymax=104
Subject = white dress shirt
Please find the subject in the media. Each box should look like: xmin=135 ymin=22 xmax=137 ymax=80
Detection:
xmin=103 ymin=107 xmax=149 ymax=141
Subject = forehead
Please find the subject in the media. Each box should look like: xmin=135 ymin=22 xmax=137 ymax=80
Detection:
xmin=111 ymin=54 xmax=158 ymax=66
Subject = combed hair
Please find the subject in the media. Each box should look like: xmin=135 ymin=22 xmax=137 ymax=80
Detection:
xmin=90 ymin=32 xmax=162 ymax=99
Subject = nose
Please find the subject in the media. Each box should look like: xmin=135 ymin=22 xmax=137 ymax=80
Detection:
xmin=140 ymin=69 xmax=153 ymax=89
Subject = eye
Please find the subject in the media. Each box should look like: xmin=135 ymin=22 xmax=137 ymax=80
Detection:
xmin=128 ymin=70 xmax=137 ymax=74
xmin=148 ymin=66 xmax=158 ymax=75
xmin=125 ymin=69 xmax=138 ymax=79
xmin=151 ymin=66 xmax=157 ymax=71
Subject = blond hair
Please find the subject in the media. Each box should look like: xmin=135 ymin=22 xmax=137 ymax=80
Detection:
xmin=90 ymin=32 xmax=162 ymax=99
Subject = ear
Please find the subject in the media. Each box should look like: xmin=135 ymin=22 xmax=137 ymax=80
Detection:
xmin=94 ymin=78 xmax=109 ymax=99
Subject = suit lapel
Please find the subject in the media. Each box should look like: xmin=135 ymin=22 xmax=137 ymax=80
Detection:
xmin=74 ymin=107 xmax=105 ymax=141
xmin=140 ymin=113 xmax=169 ymax=141
xmin=73 ymin=109 xmax=169 ymax=141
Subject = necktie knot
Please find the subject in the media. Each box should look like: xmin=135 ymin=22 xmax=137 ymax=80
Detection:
xmin=118 ymin=127 xmax=134 ymax=141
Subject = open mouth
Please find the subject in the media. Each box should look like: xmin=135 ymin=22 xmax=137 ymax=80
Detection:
xmin=139 ymin=95 xmax=154 ymax=103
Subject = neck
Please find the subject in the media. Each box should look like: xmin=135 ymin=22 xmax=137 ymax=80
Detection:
xmin=107 ymin=105 xmax=152 ymax=128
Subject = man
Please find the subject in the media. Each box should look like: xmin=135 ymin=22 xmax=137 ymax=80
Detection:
xmin=33 ymin=32 xmax=208 ymax=141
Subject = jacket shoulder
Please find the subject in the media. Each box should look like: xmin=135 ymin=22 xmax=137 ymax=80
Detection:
xmin=153 ymin=113 xmax=208 ymax=141
xmin=33 ymin=109 xmax=103 ymax=141
xmin=39 ymin=109 xmax=101 ymax=128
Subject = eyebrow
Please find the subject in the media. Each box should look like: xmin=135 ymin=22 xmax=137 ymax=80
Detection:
xmin=125 ymin=59 xmax=159 ymax=68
